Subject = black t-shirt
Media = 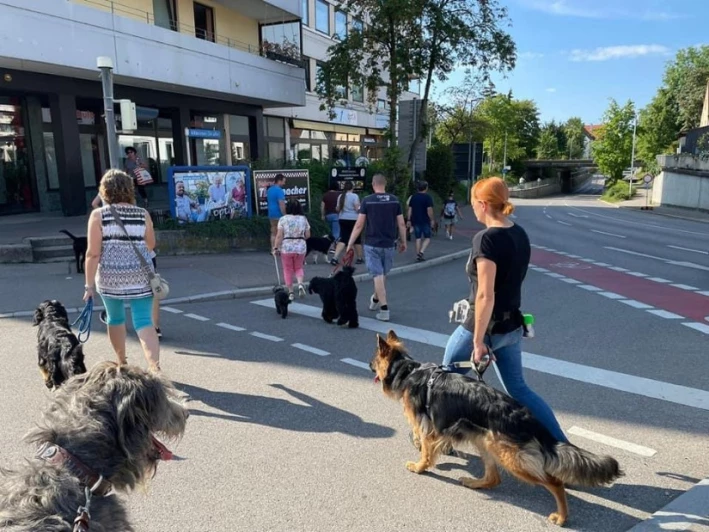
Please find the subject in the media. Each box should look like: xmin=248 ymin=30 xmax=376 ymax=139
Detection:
xmin=463 ymin=224 xmax=530 ymax=332
xmin=360 ymin=193 xmax=402 ymax=248
xmin=408 ymin=192 xmax=433 ymax=225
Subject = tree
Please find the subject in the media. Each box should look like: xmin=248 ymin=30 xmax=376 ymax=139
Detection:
xmin=514 ymin=100 xmax=541 ymax=159
xmin=592 ymin=99 xmax=636 ymax=184
xmin=537 ymin=124 xmax=560 ymax=159
xmin=316 ymin=0 xmax=516 ymax=192
xmin=564 ymin=117 xmax=586 ymax=159
xmin=636 ymin=88 xmax=679 ymax=172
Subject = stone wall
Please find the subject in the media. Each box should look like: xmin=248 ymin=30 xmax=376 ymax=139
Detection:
xmin=653 ymin=155 xmax=709 ymax=211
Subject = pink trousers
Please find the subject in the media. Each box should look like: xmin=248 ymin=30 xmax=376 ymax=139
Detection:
xmin=281 ymin=252 xmax=305 ymax=286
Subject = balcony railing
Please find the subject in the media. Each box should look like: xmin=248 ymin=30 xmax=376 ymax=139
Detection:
xmin=76 ymin=0 xmax=304 ymax=67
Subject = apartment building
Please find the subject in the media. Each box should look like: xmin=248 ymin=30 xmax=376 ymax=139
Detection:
xmin=264 ymin=0 xmax=420 ymax=167
xmin=0 ymin=0 xmax=305 ymax=216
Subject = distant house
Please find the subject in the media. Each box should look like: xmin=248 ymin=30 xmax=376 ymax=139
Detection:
xmin=583 ymin=124 xmax=603 ymax=158
xmin=700 ymin=79 xmax=709 ymax=128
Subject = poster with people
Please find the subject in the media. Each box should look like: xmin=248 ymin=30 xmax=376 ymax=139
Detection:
xmin=252 ymin=169 xmax=310 ymax=216
xmin=167 ymin=166 xmax=252 ymax=224
xmin=330 ymin=167 xmax=367 ymax=193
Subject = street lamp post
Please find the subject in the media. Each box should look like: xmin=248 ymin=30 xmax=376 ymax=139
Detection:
xmin=628 ymin=111 xmax=637 ymax=197
xmin=97 ymin=56 xmax=120 ymax=169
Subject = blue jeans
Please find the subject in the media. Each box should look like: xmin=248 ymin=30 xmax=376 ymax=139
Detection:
xmin=442 ymin=325 xmax=568 ymax=442
xmin=364 ymin=245 xmax=395 ymax=277
xmin=324 ymin=213 xmax=340 ymax=241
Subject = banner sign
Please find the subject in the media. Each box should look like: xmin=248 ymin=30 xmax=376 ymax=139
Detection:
xmin=253 ymin=169 xmax=311 ymax=216
xmin=167 ymin=166 xmax=251 ymax=224
xmin=330 ymin=167 xmax=367 ymax=193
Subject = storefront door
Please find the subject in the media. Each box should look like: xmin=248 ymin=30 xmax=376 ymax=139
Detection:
xmin=0 ymin=96 xmax=37 ymax=214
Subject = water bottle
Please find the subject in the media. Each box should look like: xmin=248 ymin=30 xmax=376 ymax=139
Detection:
xmin=523 ymin=313 xmax=535 ymax=338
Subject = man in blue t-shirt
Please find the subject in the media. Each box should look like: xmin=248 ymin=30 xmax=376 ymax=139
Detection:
xmin=406 ymin=180 xmax=434 ymax=262
xmin=347 ymin=173 xmax=406 ymax=322
xmin=267 ymin=173 xmax=286 ymax=250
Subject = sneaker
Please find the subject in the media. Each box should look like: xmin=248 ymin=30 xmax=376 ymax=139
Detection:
xmin=376 ymin=309 xmax=390 ymax=322
xmin=298 ymin=284 xmax=306 ymax=298
xmin=99 ymin=310 xmax=108 ymax=325
xmin=369 ymin=294 xmax=380 ymax=311
xmin=356 ymin=258 xmax=364 ymax=265
xmin=156 ymin=327 xmax=162 ymax=339
xmin=416 ymin=252 xmax=425 ymax=262
xmin=329 ymin=258 xmax=339 ymax=266
xmin=449 ymin=234 xmax=453 ymax=240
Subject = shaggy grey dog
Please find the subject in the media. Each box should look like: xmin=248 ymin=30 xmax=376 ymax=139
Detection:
xmin=0 ymin=361 xmax=189 ymax=531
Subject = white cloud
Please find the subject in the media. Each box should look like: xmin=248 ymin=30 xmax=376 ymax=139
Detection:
xmin=518 ymin=51 xmax=545 ymax=60
xmin=570 ymin=44 xmax=671 ymax=62
xmin=520 ymin=0 xmax=683 ymax=21
xmin=545 ymin=88 xmax=557 ymax=93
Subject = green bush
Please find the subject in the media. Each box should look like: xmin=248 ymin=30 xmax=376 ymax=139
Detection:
xmin=156 ymin=214 xmax=329 ymax=239
xmin=424 ymin=144 xmax=455 ymax=196
xmin=601 ymin=181 xmax=635 ymax=202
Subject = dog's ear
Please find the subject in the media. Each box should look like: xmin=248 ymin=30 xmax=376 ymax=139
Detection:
xmin=376 ymin=334 xmax=390 ymax=357
xmin=32 ymin=306 xmax=44 ymax=326
xmin=387 ymin=330 xmax=399 ymax=342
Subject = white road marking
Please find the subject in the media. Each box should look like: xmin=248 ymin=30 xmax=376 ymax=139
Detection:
xmin=545 ymin=272 xmax=567 ymax=279
xmin=626 ymin=271 xmax=649 ymax=277
xmin=546 ymin=214 xmax=552 ymax=219
xmin=620 ymin=300 xmax=654 ymax=310
xmin=606 ymin=246 xmax=709 ymax=272
xmin=185 ymin=313 xmax=210 ymax=322
xmin=591 ymin=229 xmax=626 ymax=238
xmin=682 ymin=322 xmax=709 ymax=335
xmin=292 ymin=343 xmax=330 ymax=356
xmin=578 ymin=284 xmax=602 ymax=291
xmin=599 ymin=291 xmax=626 ymax=300
xmin=567 ymin=254 xmax=583 ymax=258
xmin=161 ymin=306 xmax=183 ymax=314
xmin=698 ymin=291 xmax=709 ymax=297
xmin=341 ymin=358 xmax=371 ymax=371
xmin=647 ymin=277 xmax=672 ymax=283
xmin=567 ymin=213 xmax=588 ymax=218
xmin=671 ymin=284 xmax=700 ymax=291
xmin=250 ymin=331 xmax=284 ymax=342
xmin=217 ymin=322 xmax=246 ymax=332
xmin=566 ymin=205 xmax=709 ymax=237
xmin=561 ymin=278 xmax=582 ymax=284
xmin=580 ymin=258 xmax=597 ymax=263
xmin=251 ymin=299 xmax=709 ymax=411
xmin=609 ymin=266 xmax=630 ymax=272
xmin=668 ymin=245 xmax=708 ymax=255
xmin=647 ymin=309 xmax=684 ymax=320
xmin=558 ymin=221 xmax=572 ymax=226
xmin=592 ymin=262 xmax=611 ymax=267
xmin=532 ymin=267 xmax=550 ymax=273
xmin=568 ymin=426 xmax=657 ymax=457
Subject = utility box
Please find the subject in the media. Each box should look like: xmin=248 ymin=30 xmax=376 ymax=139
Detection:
xmin=119 ymin=99 xmax=137 ymax=131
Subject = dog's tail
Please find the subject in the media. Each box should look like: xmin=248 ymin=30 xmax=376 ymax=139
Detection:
xmin=544 ymin=442 xmax=623 ymax=487
xmin=59 ymin=229 xmax=77 ymax=240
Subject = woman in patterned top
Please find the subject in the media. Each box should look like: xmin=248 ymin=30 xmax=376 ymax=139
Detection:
xmin=83 ymin=169 xmax=161 ymax=372
xmin=274 ymin=199 xmax=311 ymax=300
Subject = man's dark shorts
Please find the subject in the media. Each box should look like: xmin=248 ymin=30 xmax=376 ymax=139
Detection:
xmin=413 ymin=224 xmax=432 ymax=239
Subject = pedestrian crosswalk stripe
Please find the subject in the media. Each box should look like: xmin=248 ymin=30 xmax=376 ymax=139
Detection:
xmin=250 ymin=331 xmax=283 ymax=342
xmin=292 ymin=343 xmax=330 ymax=356
xmin=250 ymin=299 xmax=709 ymax=411
xmin=341 ymin=358 xmax=370 ymax=371
xmin=568 ymin=426 xmax=657 ymax=457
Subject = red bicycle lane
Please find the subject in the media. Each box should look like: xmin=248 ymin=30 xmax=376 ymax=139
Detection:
xmin=530 ymin=249 xmax=709 ymax=323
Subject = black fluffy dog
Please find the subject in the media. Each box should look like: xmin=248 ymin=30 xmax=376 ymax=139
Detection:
xmin=32 ymin=300 xmax=87 ymax=390
xmin=305 ymin=234 xmax=335 ymax=264
xmin=273 ymin=286 xmax=291 ymax=319
xmin=308 ymin=266 xmax=359 ymax=328
xmin=59 ymin=230 xmax=87 ymax=273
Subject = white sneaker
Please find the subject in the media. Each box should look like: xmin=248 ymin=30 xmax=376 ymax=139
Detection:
xmin=369 ymin=294 xmax=380 ymax=311
xmin=376 ymin=310 xmax=390 ymax=321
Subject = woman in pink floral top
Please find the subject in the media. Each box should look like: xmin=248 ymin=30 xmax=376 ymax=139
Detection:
xmin=274 ymin=199 xmax=311 ymax=300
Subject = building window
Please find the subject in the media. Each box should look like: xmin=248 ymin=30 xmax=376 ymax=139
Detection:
xmin=334 ymin=10 xmax=347 ymax=39
xmin=351 ymin=84 xmax=364 ymax=103
xmin=352 ymin=18 xmax=363 ymax=32
xmin=377 ymin=99 xmax=386 ymax=110
xmin=315 ymin=0 xmax=329 ymax=35
xmin=194 ymin=2 xmax=215 ymax=42
xmin=302 ymin=0 xmax=309 ymax=26
xmin=303 ymin=57 xmax=312 ymax=91
xmin=407 ymin=79 xmax=421 ymax=95
xmin=261 ymin=21 xmax=302 ymax=66
xmin=153 ymin=0 xmax=177 ymax=31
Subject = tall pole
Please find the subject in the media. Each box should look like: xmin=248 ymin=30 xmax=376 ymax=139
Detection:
xmin=629 ymin=111 xmax=637 ymax=197
xmin=503 ymin=130 xmax=508 ymax=169
xmin=97 ymin=56 xmax=120 ymax=169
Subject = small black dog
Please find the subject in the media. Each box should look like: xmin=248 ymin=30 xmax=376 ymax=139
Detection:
xmin=305 ymin=234 xmax=336 ymax=264
xmin=273 ymin=286 xmax=291 ymax=319
xmin=32 ymin=299 xmax=87 ymax=390
xmin=59 ymin=230 xmax=87 ymax=273
xmin=308 ymin=266 xmax=359 ymax=328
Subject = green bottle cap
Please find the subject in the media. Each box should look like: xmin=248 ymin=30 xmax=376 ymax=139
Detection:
xmin=523 ymin=313 xmax=535 ymax=325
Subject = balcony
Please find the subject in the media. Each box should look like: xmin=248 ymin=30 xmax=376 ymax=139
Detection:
xmin=0 ymin=0 xmax=306 ymax=108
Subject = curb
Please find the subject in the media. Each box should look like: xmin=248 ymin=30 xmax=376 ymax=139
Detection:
xmin=597 ymin=198 xmax=621 ymax=209
xmin=0 ymin=249 xmax=470 ymax=320
xmin=626 ymin=477 xmax=709 ymax=531
xmin=620 ymin=205 xmax=709 ymax=225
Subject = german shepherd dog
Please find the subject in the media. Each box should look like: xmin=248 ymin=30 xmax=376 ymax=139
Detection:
xmin=370 ymin=330 xmax=623 ymax=526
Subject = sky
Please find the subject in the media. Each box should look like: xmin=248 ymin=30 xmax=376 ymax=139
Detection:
xmin=433 ymin=0 xmax=709 ymax=126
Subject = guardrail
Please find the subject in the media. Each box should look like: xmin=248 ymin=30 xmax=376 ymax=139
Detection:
xmin=510 ymin=177 xmax=559 ymax=191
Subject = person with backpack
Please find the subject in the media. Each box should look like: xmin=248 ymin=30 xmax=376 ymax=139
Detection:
xmin=441 ymin=190 xmax=463 ymax=240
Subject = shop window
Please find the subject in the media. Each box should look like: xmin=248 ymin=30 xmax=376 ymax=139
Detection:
xmin=334 ymin=10 xmax=347 ymax=39
xmin=153 ymin=0 xmax=177 ymax=31
xmin=229 ymin=115 xmax=250 ymax=136
xmin=315 ymin=0 xmax=329 ymax=35
xmin=295 ymin=142 xmax=312 ymax=161
xmin=265 ymin=117 xmax=285 ymax=138
xmin=118 ymin=111 xmax=173 ymax=183
xmin=80 ymin=133 xmax=107 ymax=187
xmin=194 ymin=2 xmax=215 ymax=42
xmin=268 ymin=141 xmax=285 ymax=161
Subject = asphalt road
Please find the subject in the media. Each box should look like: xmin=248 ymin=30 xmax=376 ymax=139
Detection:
xmin=1 ymin=188 xmax=707 ymax=532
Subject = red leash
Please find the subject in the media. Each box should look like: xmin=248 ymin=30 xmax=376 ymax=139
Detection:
xmin=331 ymin=249 xmax=355 ymax=276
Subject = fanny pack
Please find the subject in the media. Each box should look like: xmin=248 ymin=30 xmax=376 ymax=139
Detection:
xmin=448 ymin=299 xmax=525 ymax=336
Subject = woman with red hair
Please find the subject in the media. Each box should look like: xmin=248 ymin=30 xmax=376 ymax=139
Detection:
xmin=442 ymin=177 xmax=567 ymax=442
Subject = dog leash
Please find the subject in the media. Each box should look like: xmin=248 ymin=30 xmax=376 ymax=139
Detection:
xmin=272 ymin=252 xmax=283 ymax=286
xmin=72 ymin=297 xmax=93 ymax=344
xmin=330 ymin=248 xmax=355 ymax=277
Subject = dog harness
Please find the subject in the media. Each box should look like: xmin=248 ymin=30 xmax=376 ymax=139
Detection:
xmin=36 ymin=442 xmax=113 ymax=531
xmin=416 ymin=360 xmax=488 ymax=417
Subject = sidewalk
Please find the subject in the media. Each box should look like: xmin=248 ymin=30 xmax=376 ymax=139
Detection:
xmin=0 ymin=209 xmax=483 ymax=317
xmin=604 ymin=187 xmax=709 ymax=224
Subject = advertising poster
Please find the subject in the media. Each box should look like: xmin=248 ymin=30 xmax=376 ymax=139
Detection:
xmin=253 ymin=169 xmax=311 ymax=216
xmin=167 ymin=166 xmax=252 ymax=224
xmin=330 ymin=167 xmax=367 ymax=193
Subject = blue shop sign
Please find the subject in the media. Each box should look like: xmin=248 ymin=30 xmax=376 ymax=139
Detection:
xmin=187 ymin=128 xmax=222 ymax=139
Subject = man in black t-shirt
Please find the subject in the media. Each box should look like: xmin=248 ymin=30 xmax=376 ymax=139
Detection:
xmin=347 ymin=173 xmax=407 ymax=322
xmin=406 ymin=181 xmax=435 ymax=261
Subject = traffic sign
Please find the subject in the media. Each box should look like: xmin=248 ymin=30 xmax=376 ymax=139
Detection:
xmin=643 ymin=173 xmax=653 ymax=184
